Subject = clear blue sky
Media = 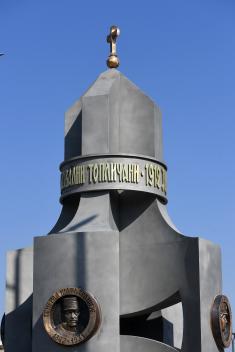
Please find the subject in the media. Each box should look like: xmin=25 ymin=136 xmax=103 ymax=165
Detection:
xmin=0 ymin=0 xmax=235 ymax=346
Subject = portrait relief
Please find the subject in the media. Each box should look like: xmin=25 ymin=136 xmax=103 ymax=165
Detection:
xmin=43 ymin=288 xmax=101 ymax=346
xmin=211 ymin=295 xmax=232 ymax=349
xmin=219 ymin=300 xmax=231 ymax=342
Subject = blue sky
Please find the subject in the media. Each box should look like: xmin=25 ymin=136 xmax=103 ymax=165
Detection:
xmin=0 ymin=0 xmax=235 ymax=346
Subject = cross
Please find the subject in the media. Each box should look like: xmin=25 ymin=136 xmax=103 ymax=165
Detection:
xmin=106 ymin=25 xmax=120 ymax=68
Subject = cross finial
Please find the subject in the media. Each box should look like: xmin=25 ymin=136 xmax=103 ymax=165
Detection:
xmin=106 ymin=25 xmax=120 ymax=69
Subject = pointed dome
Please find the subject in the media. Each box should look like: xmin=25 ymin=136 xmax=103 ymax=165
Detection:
xmin=64 ymin=69 xmax=163 ymax=163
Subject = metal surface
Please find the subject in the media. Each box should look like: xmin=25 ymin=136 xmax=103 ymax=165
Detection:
xmin=211 ymin=295 xmax=232 ymax=350
xmin=60 ymin=155 xmax=167 ymax=203
xmin=106 ymin=26 xmax=120 ymax=68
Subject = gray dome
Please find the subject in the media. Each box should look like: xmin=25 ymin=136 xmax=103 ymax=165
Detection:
xmin=64 ymin=69 xmax=163 ymax=162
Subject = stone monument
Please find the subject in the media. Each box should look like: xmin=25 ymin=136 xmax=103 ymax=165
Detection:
xmin=1 ymin=26 xmax=233 ymax=352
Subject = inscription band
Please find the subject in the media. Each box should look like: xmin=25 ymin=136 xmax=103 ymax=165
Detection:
xmin=60 ymin=154 xmax=167 ymax=204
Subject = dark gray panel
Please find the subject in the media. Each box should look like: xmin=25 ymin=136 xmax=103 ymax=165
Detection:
xmin=4 ymin=296 xmax=32 ymax=352
xmin=33 ymin=231 xmax=119 ymax=352
xmin=64 ymin=100 xmax=82 ymax=160
xmin=82 ymin=95 xmax=109 ymax=154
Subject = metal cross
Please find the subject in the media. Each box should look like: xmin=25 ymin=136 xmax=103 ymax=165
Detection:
xmin=106 ymin=25 xmax=120 ymax=68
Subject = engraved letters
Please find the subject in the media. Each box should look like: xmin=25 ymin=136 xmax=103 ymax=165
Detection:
xmin=60 ymin=157 xmax=167 ymax=201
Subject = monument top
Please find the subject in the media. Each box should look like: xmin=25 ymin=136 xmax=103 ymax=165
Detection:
xmin=59 ymin=26 xmax=167 ymax=203
xmin=64 ymin=69 xmax=163 ymax=162
xmin=61 ymin=68 xmax=167 ymax=204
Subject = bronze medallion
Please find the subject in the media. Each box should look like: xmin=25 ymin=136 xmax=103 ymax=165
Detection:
xmin=43 ymin=287 xmax=101 ymax=346
xmin=211 ymin=295 xmax=232 ymax=349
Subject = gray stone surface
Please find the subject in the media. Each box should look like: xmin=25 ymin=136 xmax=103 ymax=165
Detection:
xmin=198 ymin=239 xmax=222 ymax=352
xmin=65 ymin=69 xmax=163 ymax=162
xmin=120 ymin=335 xmax=178 ymax=351
xmin=3 ymin=69 xmax=223 ymax=352
xmin=33 ymin=229 xmax=119 ymax=352
xmin=5 ymin=247 xmax=33 ymax=314
xmin=161 ymin=303 xmax=183 ymax=349
xmin=119 ymin=194 xmax=222 ymax=352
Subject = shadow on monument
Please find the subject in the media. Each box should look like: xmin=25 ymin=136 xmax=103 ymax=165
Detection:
xmin=49 ymin=197 xmax=80 ymax=234
xmin=4 ymin=295 xmax=32 ymax=352
xmin=120 ymin=292 xmax=183 ymax=351
xmin=120 ymin=313 xmax=174 ymax=346
xmin=65 ymin=110 xmax=82 ymax=160
xmin=119 ymin=191 xmax=156 ymax=231
xmin=66 ymin=215 xmax=98 ymax=232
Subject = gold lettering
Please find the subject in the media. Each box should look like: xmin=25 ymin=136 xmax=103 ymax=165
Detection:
xmin=122 ymin=164 xmax=128 ymax=182
xmin=145 ymin=164 xmax=149 ymax=186
xmin=104 ymin=163 xmax=110 ymax=182
xmin=161 ymin=168 xmax=167 ymax=194
xmin=61 ymin=161 xmax=165 ymax=193
xmin=87 ymin=165 xmax=93 ymax=183
xmin=149 ymin=164 xmax=154 ymax=186
xmin=71 ymin=166 xmax=76 ymax=185
xmin=128 ymin=164 xmax=133 ymax=183
xmin=69 ymin=169 xmax=72 ymax=186
xmin=135 ymin=164 xmax=140 ymax=183
xmin=116 ymin=163 xmax=121 ymax=181
xmin=93 ymin=164 xmax=98 ymax=183
xmin=81 ymin=166 xmax=85 ymax=183
xmin=98 ymin=163 xmax=104 ymax=182
xmin=61 ymin=165 xmax=85 ymax=190
xmin=156 ymin=166 xmax=161 ymax=189
xmin=73 ymin=166 xmax=78 ymax=184
xmin=76 ymin=166 xmax=80 ymax=184
xmin=110 ymin=163 xmax=117 ymax=182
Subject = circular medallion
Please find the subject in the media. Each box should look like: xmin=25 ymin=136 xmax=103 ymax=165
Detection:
xmin=43 ymin=287 xmax=101 ymax=346
xmin=0 ymin=314 xmax=5 ymax=348
xmin=211 ymin=295 xmax=232 ymax=349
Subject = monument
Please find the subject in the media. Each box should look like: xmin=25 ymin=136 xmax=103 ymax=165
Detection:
xmin=1 ymin=26 xmax=233 ymax=352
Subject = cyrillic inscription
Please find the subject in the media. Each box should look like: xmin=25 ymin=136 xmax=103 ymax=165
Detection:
xmin=61 ymin=160 xmax=167 ymax=195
